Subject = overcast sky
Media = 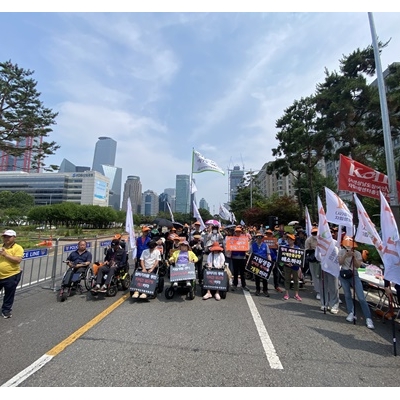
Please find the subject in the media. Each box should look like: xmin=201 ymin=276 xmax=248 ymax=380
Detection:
xmin=1 ymin=3 xmax=399 ymax=214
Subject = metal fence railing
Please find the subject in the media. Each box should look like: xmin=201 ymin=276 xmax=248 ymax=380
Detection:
xmin=1 ymin=237 xmax=115 ymax=296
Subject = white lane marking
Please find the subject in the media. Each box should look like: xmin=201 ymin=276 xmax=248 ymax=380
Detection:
xmin=243 ymin=290 xmax=284 ymax=370
xmin=1 ymin=354 xmax=54 ymax=387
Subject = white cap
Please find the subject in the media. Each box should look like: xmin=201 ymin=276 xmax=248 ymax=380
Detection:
xmin=2 ymin=229 xmax=17 ymax=237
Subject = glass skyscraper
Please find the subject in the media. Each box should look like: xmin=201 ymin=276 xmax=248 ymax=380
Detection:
xmin=175 ymin=175 xmax=190 ymax=214
xmin=92 ymin=137 xmax=117 ymax=173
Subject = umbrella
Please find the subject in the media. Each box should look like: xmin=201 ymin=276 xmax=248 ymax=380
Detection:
xmin=205 ymin=219 xmax=221 ymax=227
xmin=152 ymin=218 xmax=174 ymax=228
xmin=288 ymin=221 xmax=299 ymax=226
xmin=172 ymin=222 xmax=184 ymax=229
xmin=223 ymin=224 xmax=236 ymax=230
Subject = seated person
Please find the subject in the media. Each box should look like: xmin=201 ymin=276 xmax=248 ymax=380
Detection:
xmin=203 ymin=242 xmax=225 ymax=301
xmin=94 ymin=238 xmax=127 ymax=292
xmin=63 ymin=240 xmax=92 ymax=286
xmin=132 ymin=240 xmax=161 ymax=300
xmin=168 ymin=241 xmax=198 ymax=287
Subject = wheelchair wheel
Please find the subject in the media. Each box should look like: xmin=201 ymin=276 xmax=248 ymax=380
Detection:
xmin=165 ymin=286 xmax=175 ymax=299
xmin=121 ymin=273 xmax=131 ymax=291
xmin=107 ymin=284 xmax=118 ymax=297
xmin=187 ymin=287 xmax=195 ymax=300
xmin=85 ymin=267 xmax=94 ymax=291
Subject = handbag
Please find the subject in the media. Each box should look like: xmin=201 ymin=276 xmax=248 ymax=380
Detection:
xmin=340 ymin=268 xmax=353 ymax=279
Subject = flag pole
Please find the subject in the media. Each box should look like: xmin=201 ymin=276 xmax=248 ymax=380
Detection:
xmin=191 ymin=148 xmax=195 ymax=219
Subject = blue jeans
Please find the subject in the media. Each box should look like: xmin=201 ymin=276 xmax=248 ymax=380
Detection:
xmin=339 ymin=272 xmax=372 ymax=319
xmin=0 ymin=272 xmax=22 ymax=314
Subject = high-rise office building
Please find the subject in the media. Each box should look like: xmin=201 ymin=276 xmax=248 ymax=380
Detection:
xmin=141 ymin=190 xmax=159 ymax=216
xmin=175 ymin=175 xmax=190 ymax=214
xmin=229 ymin=165 xmax=244 ymax=203
xmin=199 ymin=198 xmax=209 ymax=212
xmin=92 ymin=137 xmax=117 ymax=173
xmin=0 ymin=136 xmax=43 ymax=173
xmin=91 ymin=136 xmax=122 ymax=210
xmin=121 ymin=175 xmax=142 ymax=214
xmin=58 ymin=158 xmax=90 ymax=173
xmin=163 ymin=188 xmax=176 ymax=211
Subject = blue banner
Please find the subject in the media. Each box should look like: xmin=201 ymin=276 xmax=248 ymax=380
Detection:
xmin=100 ymin=240 xmax=111 ymax=247
xmin=23 ymin=248 xmax=49 ymax=259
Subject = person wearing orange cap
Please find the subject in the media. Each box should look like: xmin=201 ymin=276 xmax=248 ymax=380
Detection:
xmin=304 ymin=227 xmax=321 ymax=300
xmin=135 ymin=226 xmax=152 ymax=270
xmin=169 ymin=240 xmax=198 ymax=288
xmin=231 ymin=226 xmax=250 ymax=292
xmin=203 ymin=242 xmax=225 ymax=300
xmin=338 ymin=236 xmax=374 ymax=329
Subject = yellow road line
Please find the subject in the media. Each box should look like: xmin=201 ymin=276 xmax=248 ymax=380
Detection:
xmin=47 ymin=292 xmax=130 ymax=356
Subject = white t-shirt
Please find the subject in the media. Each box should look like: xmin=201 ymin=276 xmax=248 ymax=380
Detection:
xmin=206 ymin=252 xmax=226 ymax=269
xmin=140 ymin=248 xmax=161 ymax=270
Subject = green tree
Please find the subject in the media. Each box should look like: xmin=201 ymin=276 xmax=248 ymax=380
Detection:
xmin=0 ymin=60 xmax=59 ymax=171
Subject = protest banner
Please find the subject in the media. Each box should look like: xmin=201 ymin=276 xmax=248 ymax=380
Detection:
xmin=169 ymin=263 xmax=196 ymax=282
xmin=277 ymin=246 xmax=305 ymax=269
xmin=245 ymin=253 xmax=274 ymax=280
xmin=202 ymin=268 xmax=229 ymax=291
xmin=130 ymin=270 xmax=159 ymax=295
xmin=225 ymin=236 xmax=249 ymax=251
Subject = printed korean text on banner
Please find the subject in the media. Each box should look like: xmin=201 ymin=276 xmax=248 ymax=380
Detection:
xmin=193 ymin=201 xmax=206 ymax=231
xmin=325 ymin=187 xmax=353 ymax=236
xmin=379 ymin=191 xmax=400 ymax=285
xmin=338 ymin=154 xmax=400 ymax=201
xmin=225 ymin=236 xmax=250 ymax=252
xmin=277 ymin=246 xmax=305 ymax=270
xmin=192 ymin=149 xmax=225 ymax=175
xmin=316 ymin=196 xmax=340 ymax=277
xmin=129 ymin=270 xmax=158 ymax=295
xmin=245 ymin=253 xmax=274 ymax=280
xmin=353 ymin=194 xmax=384 ymax=258
xmin=202 ymin=269 xmax=229 ymax=291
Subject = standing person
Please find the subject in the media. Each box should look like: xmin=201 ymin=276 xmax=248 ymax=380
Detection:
xmin=264 ymin=230 xmax=283 ymax=292
xmin=0 ymin=230 xmax=23 ymax=319
xmin=230 ymin=226 xmax=250 ymax=292
xmin=135 ymin=226 xmax=151 ymax=269
xmin=251 ymin=232 xmax=272 ymax=297
xmin=282 ymin=234 xmax=302 ymax=301
xmin=203 ymin=242 xmax=226 ymax=301
xmin=204 ymin=224 xmax=224 ymax=254
xmin=94 ymin=238 xmax=127 ymax=292
xmin=304 ymin=227 xmax=321 ymax=300
xmin=62 ymin=240 xmax=92 ymax=286
xmin=189 ymin=233 xmax=205 ymax=284
xmin=338 ymin=236 xmax=374 ymax=329
xmin=132 ymin=240 xmax=161 ymax=300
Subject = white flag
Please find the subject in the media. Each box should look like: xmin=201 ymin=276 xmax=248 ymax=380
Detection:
xmin=316 ymin=196 xmax=340 ymax=278
xmin=380 ymin=191 xmax=400 ymax=285
xmin=191 ymin=179 xmax=198 ymax=194
xmin=219 ymin=203 xmax=231 ymax=220
xmin=166 ymin=202 xmax=175 ymax=223
xmin=125 ymin=198 xmax=137 ymax=259
xmin=192 ymin=149 xmax=225 ymax=175
xmin=353 ymin=193 xmax=384 ymax=258
xmin=230 ymin=212 xmax=237 ymax=224
xmin=305 ymin=206 xmax=313 ymax=237
xmin=193 ymin=201 xmax=206 ymax=231
xmin=325 ymin=187 xmax=353 ymax=235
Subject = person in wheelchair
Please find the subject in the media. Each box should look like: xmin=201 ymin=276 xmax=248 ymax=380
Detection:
xmin=94 ymin=238 xmax=127 ymax=292
xmin=202 ymin=241 xmax=225 ymax=301
xmin=63 ymin=240 xmax=92 ymax=286
xmin=132 ymin=240 xmax=161 ymax=299
xmin=168 ymin=240 xmax=198 ymax=288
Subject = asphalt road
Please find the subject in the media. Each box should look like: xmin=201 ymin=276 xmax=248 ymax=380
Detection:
xmin=1 ymin=268 xmax=400 ymax=387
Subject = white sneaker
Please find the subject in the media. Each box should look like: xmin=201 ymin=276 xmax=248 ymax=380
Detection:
xmin=320 ymin=305 xmax=326 ymax=311
xmin=346 ymin=312 xmax=355 ymax=322
xmin=186 ymin=281 xmax=191 ymax=287
xmin=330 ymin=304 xmax=339 ymax=314
xmin=339 ymin=298 xmax=342 ymax=304
xmin=172 ymin=282 xmax=178 ymax=287
xmin=366 ymin=318 xmax=375 ymax=329
xmin=316 ymin=293 xmax=321 ymax=300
